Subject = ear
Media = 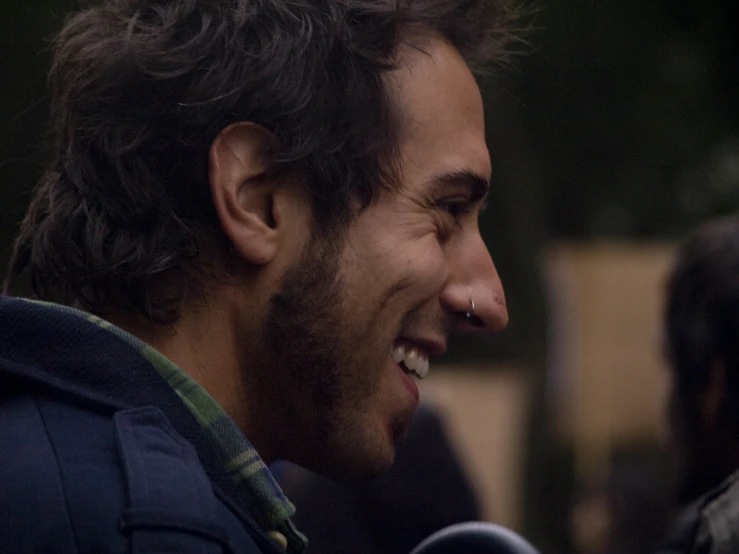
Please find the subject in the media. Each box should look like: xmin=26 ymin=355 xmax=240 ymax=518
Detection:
xmin=701 ymin=359 xmax=728 ymax=430
xmin=209 ymin=122 xmax=277 ymax=266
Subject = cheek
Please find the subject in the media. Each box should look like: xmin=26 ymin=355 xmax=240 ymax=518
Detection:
xmin=343 ymin=230 xmax=448 ymax=314
xmin=388 ymin=239 xmax=448 ymax=300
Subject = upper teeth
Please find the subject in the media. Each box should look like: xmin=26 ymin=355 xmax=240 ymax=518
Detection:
xmin=391 ymin=344 xmax=430 ymax=379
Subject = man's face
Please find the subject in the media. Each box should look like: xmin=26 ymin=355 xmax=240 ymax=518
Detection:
xmin=263 ymin=38 xmax=507 ymax=479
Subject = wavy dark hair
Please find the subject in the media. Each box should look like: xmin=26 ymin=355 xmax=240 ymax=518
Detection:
xmin=5 ymin=0 xmax=519 ymax=323
xmin=665 ymin=215 xmax=739 ymax=428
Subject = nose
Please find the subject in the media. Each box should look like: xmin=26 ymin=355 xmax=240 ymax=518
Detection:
xmin=440 ymin=231 xmax=508 ymax=335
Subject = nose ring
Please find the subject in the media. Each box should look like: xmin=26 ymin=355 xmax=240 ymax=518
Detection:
xmin=466 ymin=298 xmax=475 ymax=320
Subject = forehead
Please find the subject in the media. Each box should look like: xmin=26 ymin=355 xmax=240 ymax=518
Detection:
xmin=387 ymin=38 xmax=491 ymax=185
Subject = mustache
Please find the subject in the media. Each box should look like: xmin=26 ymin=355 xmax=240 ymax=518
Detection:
xmin=397 ymin=308 xmax=457 ymax=339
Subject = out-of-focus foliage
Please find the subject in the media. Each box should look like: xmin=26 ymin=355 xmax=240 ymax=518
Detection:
xmin=518 ymin=0 xmax=739 ymax=239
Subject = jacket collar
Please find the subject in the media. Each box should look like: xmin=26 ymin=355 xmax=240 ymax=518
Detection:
xmin=0 ymin=296 xmax=306 ymax=553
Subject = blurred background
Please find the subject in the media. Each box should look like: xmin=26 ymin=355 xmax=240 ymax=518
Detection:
xmin=1 ymin=1 xmax=738 ymax=553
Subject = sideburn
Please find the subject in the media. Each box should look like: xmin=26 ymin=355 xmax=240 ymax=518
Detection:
xmin=263 ymin=227 xmax=349 ymax=439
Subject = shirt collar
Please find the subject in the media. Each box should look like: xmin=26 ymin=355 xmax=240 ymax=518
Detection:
xmin=24 ymin=299 xmax=308 ymax=553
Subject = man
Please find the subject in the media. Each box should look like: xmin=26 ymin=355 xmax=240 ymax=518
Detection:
xmin=1 ymin=0 xmax=513 ymax=552
xmin=656 ymin=215 xmax=739 ymax=553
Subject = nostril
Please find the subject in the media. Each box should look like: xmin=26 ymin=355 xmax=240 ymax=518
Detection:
xmin=467 ymin=314 xmax=484 ymax=328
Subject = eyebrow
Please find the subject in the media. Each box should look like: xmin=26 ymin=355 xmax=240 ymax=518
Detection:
xmin=432 ymin=169 xmax=491 ymax=204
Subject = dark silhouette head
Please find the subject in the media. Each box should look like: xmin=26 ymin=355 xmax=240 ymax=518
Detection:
xmin=664 ymin=215 xmax=739 ymax=502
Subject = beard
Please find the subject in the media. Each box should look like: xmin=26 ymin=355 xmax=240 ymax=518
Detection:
xmin=264 ymin=232 xmax=350 ymax=439
xmin=262 ymin=229 xmax=404 ymax=478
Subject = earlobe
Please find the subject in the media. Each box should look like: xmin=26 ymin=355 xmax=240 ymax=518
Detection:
xmin=209 ymin=122 xmax=279 ymax=266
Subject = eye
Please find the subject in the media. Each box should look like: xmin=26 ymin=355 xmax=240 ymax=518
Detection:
xmin=437 ymin=198 xmax=472 ymax=226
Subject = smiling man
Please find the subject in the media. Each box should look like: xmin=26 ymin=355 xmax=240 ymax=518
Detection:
xmin=1 ymin=1 xmax=513 ymax=552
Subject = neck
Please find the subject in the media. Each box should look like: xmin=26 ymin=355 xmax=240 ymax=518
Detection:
xmin=105 ymin=297 xmax=277 ymax=462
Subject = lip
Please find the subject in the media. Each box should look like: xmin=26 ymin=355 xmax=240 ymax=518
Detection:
xmin=393 ymin=360 xmax=420 ymax=407
xmin=389 ymin=334 xmax=445 ymax=409
xmin=396 ymin=335 xmax=447 ymax=358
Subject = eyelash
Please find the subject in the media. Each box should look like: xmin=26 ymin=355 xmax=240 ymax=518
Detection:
xmin=438 ymin=200 xmax=472 ymax=225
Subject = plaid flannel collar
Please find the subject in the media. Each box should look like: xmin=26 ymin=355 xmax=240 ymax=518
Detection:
xmin=24 ymin=300 xmax=307 ymax=553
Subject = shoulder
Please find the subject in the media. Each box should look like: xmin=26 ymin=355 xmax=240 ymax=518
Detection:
xmin=0 ymin=393 xmax=272 ymax=554
xmin=691 ymin=470 xmax=739 ymax=554
xmin=0 ymin=392 xmax=128 ymax=553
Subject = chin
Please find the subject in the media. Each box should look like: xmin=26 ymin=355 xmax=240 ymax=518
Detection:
xmin=301 ymin=427 xmax=399 ymax=482
xmin=292 ymin=403 xmax=414 ymax=481
xmin=322 ymin=443 xmax=397 ymax=482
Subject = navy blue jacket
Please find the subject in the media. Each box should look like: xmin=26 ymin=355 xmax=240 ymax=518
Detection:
xmin=0 ymin=296 xmax=287 ymax=554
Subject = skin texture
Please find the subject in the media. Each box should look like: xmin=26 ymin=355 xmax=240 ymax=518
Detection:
xmin=119 ymin=38 xmax=508 ymax=480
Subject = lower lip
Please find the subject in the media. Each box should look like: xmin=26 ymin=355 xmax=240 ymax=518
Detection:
xmin=394 ymin=361 xmax=420 ymax=406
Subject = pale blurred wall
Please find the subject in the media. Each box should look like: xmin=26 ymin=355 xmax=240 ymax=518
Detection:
xmin=545 ymin=242 xmax=676 ymax=477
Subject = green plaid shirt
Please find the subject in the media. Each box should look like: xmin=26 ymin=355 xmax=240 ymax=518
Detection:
xmin=30 ymin=300 xmax=307 ymax=553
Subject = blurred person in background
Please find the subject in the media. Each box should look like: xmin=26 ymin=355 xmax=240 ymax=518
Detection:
xmin=655 ymin=215 xmax=739 ymax=553
xmin=570 ymin=458 xmax=671 ymax=554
